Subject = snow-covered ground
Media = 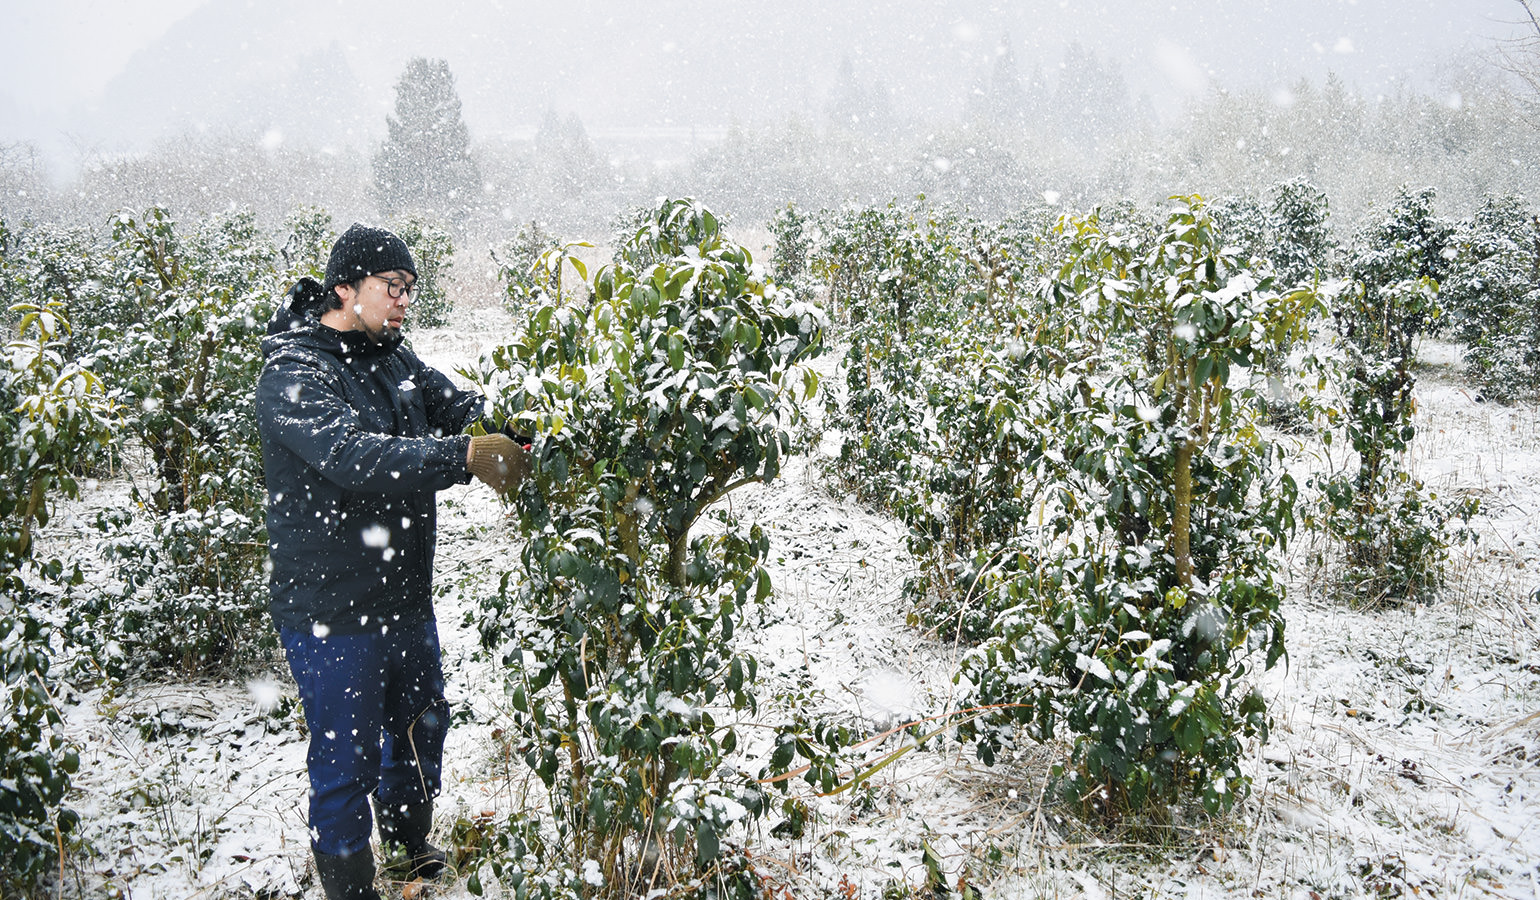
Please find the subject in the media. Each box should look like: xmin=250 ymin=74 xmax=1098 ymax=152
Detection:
xmin=32 ymin=311 xmax=1540 ymax=899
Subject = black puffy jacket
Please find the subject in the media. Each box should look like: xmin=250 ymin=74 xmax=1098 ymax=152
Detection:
xmin=256 ymin=279 xmax=481 ymax=635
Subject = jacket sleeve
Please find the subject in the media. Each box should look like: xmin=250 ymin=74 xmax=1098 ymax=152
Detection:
xmin=407 ymin=350 xmax=486 ymax=437
xmin=258 ymin=351 xmax=472 ymax=494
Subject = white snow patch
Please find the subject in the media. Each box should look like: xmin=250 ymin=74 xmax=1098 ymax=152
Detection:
xmin=246 ymin=678 xmax=282 ymax=713
xmin=582 ymin=858 xmax=603 ymax=887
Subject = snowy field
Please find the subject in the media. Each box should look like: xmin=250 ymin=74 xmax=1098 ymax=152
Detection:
xmin=33 ymin=309 xmax=1540 ymax=900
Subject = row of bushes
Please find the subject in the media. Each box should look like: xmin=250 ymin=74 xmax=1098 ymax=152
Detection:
xmin=784 ymin=182 xmax=1489 ymax=826
xmin=0 ymin=205 xmax=455 ymax=891
xmin=443 ymin=186 xmax=1498 ymax=896
xmin=1 ymin=196 xmax=839 ymax=898
xmin=1 ymin=179 xmax=1519 ymax=894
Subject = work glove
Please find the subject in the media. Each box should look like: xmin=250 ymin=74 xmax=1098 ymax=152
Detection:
xmin=500 ymin=420 xmax=535 ymax=445
xmin=467 ymin=433 xmax=530 ymax=494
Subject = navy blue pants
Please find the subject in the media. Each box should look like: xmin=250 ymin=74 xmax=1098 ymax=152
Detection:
xmin=281 ymin=620 xmax=449 ymax=857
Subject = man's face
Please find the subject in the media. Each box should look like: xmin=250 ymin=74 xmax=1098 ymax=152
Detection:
xmin=334 ymin=270 xmax=414 ymax=343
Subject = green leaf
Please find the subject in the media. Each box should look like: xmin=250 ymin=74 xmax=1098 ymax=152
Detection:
xmin=739 ymin=320 xmax=762 ymax=351
xmin=696 ymin=819 xmax=719 ymax=865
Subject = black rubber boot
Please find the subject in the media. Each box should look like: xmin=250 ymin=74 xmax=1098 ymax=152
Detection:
xmin=313 ymin=845 xmax=381 ymax=900
xmin=373 ymin=797 xmax=448 ymax=879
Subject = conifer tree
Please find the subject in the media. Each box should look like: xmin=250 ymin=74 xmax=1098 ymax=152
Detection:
xmin=967 ymin=33 xmax=1033 ymax=129
xmin=533 ymin=109 xmax=604 ymax=200
xmin=372 ymin=57 xmax=480 ymax=219
xmin=827 ymin=56 xmax=893 ymax=134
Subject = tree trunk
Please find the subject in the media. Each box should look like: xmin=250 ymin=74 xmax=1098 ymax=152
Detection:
xmin=1172 ymin=362 xmax=1197 ymax=589
xmin=667 ymin=529 xmax=689 ymax=589
xmin=1173 ymin=437 xmax=1194 ymax=589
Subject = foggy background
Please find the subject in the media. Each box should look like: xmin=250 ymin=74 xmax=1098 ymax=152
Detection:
xmin=1 ymin=0 xmax=1535 ymax=240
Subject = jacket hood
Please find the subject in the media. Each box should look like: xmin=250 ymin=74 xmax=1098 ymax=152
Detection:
xmin=267 ymin=277 xmax=329 ymax=336
xmin=263 ymin=277 xmax=403 ymax=361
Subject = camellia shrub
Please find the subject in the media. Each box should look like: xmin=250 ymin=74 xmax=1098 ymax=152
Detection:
xmin=766 ymin=202 xmax=818 ymax=304
xmin=492 ymin=219 xmax=561 ymax=313
xmin=279 ymin=205 xmax=335 ymax=282
xmin=468 ymin=198 xmax=830 ymax=898
xmin=75 ymin=207 xmax=276 ymax=677
xmin=1268 ymin=177 xmax=1334 ymax=289
xmin=955 ymin=196 xmax=1316 ymax=820
xmin=1440 ymin=194 xmax=1540 ymax=404
xmin=391 ymin=212 xmax=455 ymax=329
xmin=817 ymin=203 xmax=956 ymax=507
xmin=809 ymin=202 xmax=959 ymax=328
xmin=1311 ymin=188 xmax=1477 ymax=607
xmin=816 ymin=202 xmax=1080 ymax=641
xmin=806 ymin=196 xmax=1308 ymax=819
xmin=1207 ymin=193 xmax=1272 ymax=266
xmin=0 ymin=220 xmax=119 ymax=369
xmin=0 ymin=293 xmax=116 ymax=892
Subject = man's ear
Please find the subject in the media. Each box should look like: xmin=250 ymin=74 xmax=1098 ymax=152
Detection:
xmin=331 ymin=283 xmax=353 ymax=310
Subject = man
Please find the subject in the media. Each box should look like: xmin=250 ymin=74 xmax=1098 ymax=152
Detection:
xmin=257 ymin=223 xmax=526 ymax=900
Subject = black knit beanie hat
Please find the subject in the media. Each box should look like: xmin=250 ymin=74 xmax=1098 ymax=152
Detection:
xmin=321 ymin=224 xmax=418 ymax=295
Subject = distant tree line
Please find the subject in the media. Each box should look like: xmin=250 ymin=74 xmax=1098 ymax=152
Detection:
xmin=1 ymin=45 xmax=1537 ymax=243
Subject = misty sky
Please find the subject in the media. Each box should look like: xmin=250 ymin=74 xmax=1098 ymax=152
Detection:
xmin=0 ymin=0 xmax=1528 ymax=166
xmin=4 ymin=0 xmax=205 ymax=111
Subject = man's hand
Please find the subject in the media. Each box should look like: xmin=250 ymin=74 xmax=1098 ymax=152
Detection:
xmin=467 ymin=433 xmax=530 ymax=494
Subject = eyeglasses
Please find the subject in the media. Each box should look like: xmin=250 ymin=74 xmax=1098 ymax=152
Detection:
xmin=370 ymin=273 xmax=418 ymax=300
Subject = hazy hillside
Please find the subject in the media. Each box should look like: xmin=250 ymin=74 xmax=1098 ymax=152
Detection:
xmin=52 ymin=0 xmax=1515 ymax=163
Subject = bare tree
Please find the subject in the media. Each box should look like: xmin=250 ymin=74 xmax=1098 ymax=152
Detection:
xmin=1498 ymin=0 xmax=1540 ymax=123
